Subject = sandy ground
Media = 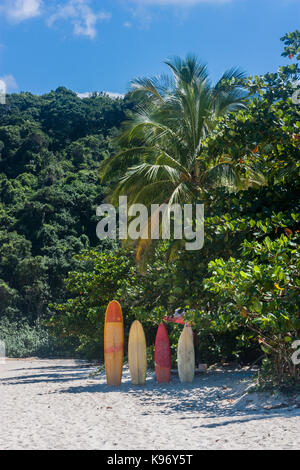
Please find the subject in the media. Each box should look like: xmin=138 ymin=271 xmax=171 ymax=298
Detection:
xmin=0 ymin=359 xmax=299 ymax=450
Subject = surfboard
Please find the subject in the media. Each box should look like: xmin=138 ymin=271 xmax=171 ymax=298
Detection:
xmin=155 ymin=323 xmax=171 ymax=383
xmin=104 ymin=300 xmax=124 ymax=386
xmin=177 ymin=324 xmax=195 ymax=383
xmin=128 ymin=320 xmax=147 ymax=385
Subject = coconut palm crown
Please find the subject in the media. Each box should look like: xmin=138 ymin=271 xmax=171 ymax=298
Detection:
xmin=100 ymin=56 xmax=257 ymax=260
xmin=101 ymin=55 xmax=250 ymax=207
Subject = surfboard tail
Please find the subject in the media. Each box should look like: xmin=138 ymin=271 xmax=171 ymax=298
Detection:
xmin=155 ymin=365 xmax=171 ymax=383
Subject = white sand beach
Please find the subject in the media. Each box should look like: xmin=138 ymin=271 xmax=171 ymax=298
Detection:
xmin=0 ymin=359 xmax=299 ymax=450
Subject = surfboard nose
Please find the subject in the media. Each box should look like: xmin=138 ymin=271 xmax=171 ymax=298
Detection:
xmin=105 ymin=300 xmax=123 ymax=322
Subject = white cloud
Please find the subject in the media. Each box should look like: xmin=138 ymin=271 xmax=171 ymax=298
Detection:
xmin=126 ymin=0 xmax=234 ymax=27
xmin=77 ymin=91 xmax=92 ymax=98
xmin=77 ymin=91 xmax=124 ymax=99
xmin=0 ymin=0 xmax=42 ymax=23
xmin=48 ymin=0 xmax=111 ymax=39
xmin=106 ymin=91 xmax=124 ymax=99
xmin=0 ymin=74 xmax=18 ymax=92
xmin=130 ymin=0 xmax=232 ymax=4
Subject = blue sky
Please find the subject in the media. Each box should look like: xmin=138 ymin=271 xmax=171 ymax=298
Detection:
xmin=0 ymin=0 xmax=299 ymax=96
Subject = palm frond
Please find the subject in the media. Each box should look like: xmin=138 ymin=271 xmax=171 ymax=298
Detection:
xmin=213 ymin=67 xmax=248 ymax=115
xmin=202 ymin=163 xmax=242 ymax=190
xmin=165 ymin=55 xmax=209 ymax=86
xmin=214 ymin=67 xmax=247 ymax=90
xmin=169 ymin=182 xmax=198 ymax=205
xmin=130 ymin=74 xmax=175 ymax=102
xmin=99 ymin=146 xmax=157 ymax=182
xmin=244 ymin=164 xmax=268 ymax=187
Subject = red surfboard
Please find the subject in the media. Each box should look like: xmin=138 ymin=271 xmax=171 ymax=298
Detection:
xmin=155 ymin=323 xmax=171 ymax=383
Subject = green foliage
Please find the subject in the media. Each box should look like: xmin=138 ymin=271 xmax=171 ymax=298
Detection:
xmin=50 ymin=246 xmax=176 ymax=359
xmin=281 ymin=30 xmax=300 ymax=61
xmin=204 ymin=233 xmax=300 ymax=379
xmin=0 ymin=88 xmax=128 ymax=351
xmin=0 ymin=318 xmax=78 ymax=358
xmin=186 ymin=35 xmax=300 ymax=382
xmin=50 ymin=244 xmax=254 ymax=364
xmin=49 ymin=248 xmax=135 ymax=358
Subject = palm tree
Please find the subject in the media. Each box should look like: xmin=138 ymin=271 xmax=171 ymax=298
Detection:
xmin=100 ymin=55 xmax=258 ymax=261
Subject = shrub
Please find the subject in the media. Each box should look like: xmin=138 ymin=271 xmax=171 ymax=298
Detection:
xmin=0 ymin=318 xmax=78 ymax=358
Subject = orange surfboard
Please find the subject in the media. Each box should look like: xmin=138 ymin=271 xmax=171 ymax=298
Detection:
xmin=104 ymin=300 xmax=124 ymax=386
xmin=155 ymin=323 xmax=171 ymax=383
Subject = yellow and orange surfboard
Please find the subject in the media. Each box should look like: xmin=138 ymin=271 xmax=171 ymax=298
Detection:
xmin=104 ymin=300 xmax=124 ymax=386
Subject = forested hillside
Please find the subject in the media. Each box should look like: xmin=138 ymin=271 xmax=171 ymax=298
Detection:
xmin=0 ymin=88 xmax=128 ymax=355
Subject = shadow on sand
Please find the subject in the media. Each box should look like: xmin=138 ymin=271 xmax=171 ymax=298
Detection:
xmin=0 ymin=362 xmax=91 ymax=385
xmin=3 ymin=362 xmax=300 ymax=422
